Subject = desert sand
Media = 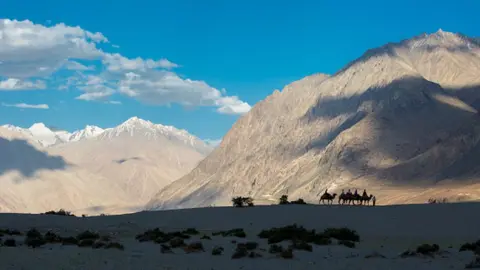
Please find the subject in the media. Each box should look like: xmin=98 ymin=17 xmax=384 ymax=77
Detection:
xmin=0 ymin=203 xmax=479 ymax=269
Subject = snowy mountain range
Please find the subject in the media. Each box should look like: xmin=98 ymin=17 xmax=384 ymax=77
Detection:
xmin=1 ymin=117 xmax=219 ymax=154
xmin=0 ymin=116 xmax=217 ymax=215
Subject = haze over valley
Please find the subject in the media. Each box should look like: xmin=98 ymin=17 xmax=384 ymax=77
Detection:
xmin=0 ymin=117 xmax=213 ymax=214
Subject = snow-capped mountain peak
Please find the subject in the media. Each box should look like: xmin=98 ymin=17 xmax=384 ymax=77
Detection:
xmin=69 ymin=125 xmax=104 ymax=142
xmin=29 ymin=122 xmax=50 ymax=132
xmin=1 ymin=117 xmax=216 ymax=154
xmin=26 ymin=123 xmax=61 ymax=146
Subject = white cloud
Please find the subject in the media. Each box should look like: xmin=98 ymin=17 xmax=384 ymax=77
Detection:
xmin=118 ymin=71 xmax=251 ymax=115
xmin=103 ymin=53 xmax=179 ymax=71
xmin=0 ymin=78 xmax=46 ymax=90
xmin=76 ymin=84 xmax=115 ymax=101
xmin=107 ymin=100 xmax=122 ymax=105
xmin=0 ymin=18 xmax=251 ymax=115
xmin=64 ymin=61 xmax=95 ymax=71
xmin=0 ymin=19 xmax=105 ymax=78
xmin=2 ymin=102 xmax=49 ymax=109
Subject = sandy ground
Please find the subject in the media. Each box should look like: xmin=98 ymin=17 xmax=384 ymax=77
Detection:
xmin=0 ymin=203 xmax=479 ymax=269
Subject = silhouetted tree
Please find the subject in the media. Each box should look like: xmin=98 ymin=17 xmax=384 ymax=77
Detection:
xmin=232 ymin=196 xmax=254 ymax=207
xmin=279 ymin=195 xmax=289 ymax=205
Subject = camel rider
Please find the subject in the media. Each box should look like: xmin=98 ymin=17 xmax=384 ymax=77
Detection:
xmin=354 ymin=189 xmax=358 ymax=196
xmin=346 ymin=189 xmax=352 ymax=196
xmin=340 ymin=189 xmax=345 ymax=196
xmin=362 ymin=189 xmax=367 ymax=197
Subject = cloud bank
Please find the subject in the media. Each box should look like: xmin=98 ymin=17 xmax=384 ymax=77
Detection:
xmin=0 ymin=19 xmax=251 ymax=115
xmin=2 ymin=103 xmax=49 ymax=109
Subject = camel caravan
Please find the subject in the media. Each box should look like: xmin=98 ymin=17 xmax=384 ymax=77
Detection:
xmin=319 ymin=189 xmax=376 ymax=206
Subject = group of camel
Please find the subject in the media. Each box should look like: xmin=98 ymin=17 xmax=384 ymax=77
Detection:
xmin=319 ymin=189 xmax=376 ymax=206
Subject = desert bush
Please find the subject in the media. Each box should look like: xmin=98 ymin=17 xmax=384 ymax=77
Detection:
xmin=92 ymin=241 xmax=106 ymax=249
xmin=279 ymin=195 xmax=289 ymax=205
xmin=78 ymin=239 xmax=95 ymax=247
xmin=280 ymin=248 xmax=293 ymax=259
xmin=26 ymin=228 xmax=42 ymax=239
xmin=364 ymin=252 xmax=386 ymax=259
xmin=290 ymin=240 xmax=313 ymax=252
xmin=231 ymin=244 xmax=249 ymax=259
xmin=3 ymin=238 xmax=16 ymax=247
xmin=212 ymin=228 xmax=246 ymax=238
xmin=322 ymin=227 xmax=360 ymax=242
xmin=99 ymin=235 xmax=112 ymax=242
xmin=184 ymin=241 xmax=204 ymax=253
xmin=169 ymin=237 xmax=186 ymax=248
xmin=136 ymin=228 xmax=190 ymax=243
xmin=258 ymin=224 xmax=316 ymax=244
xmin=460 ymin=240 xmax=480 ymax=253
xmin=44 ymin=231 xmax=62 ymax=243
xmin=427 ymin=198 xmax=449 ymax=204
xmin=269 ymin=244 xmax=284 ymax=254
xmin=182 ymin=228 xmax=199 ymax=235
xmin=105 ymin=242 xmax=124 ymax=250
xmin=61 ymin=237 xmax=78 ymax=245
xmin=465 ymin=256 xmax=480 ymax=269
xmin=338 ymin=240 xmax=356 ymax=248
xmin=248 ymin=251 xmax=262 ymax=258
xmin=290 ymin=199 xmax=307 ymax=205
xmin=244 ymin=242 xmax=258 ymax=250
xmin=259 ymin=224 xmax=358 ymax=248
xmin=0 ymin=229 xmax=21 ymax=236
xmin=416 ymin=243 xmax=439 ymax=255
xmin=44 ymin=209 xmax=75 ymax=217
xmin=161 ymin=244 xmax=173 ymax=254
xmin=400 ymin=250 xmax=416 ymax=257
xmin=76 ymin=230 xmax=100 ymax=241
xmin=401 ymin=243 xmax=440 ymax=257
xmin=25 ymin=228 xmax=46 ymax=248
xmin=232 ymin=196 xmax=254 ymax=207
xmin=314 ymin=236 xmax=332 ymax=245
xmin=212 ymin=246 xmax=224 ymax=255
xmin=200 ymin=235 xmax=211 ymax=240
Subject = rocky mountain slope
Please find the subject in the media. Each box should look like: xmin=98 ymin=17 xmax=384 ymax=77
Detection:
xmin=0 ymin=117 xmax=213 ymax=214
xmin=146 ymin=30 xmax=480 ymax=210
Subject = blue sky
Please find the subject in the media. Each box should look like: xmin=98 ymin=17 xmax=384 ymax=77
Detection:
xmin=0 ymin=0 xmax=478 ymax=140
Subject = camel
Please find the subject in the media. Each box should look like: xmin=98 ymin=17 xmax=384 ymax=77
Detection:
xmin=319 ymin=191 xmax=337 ymax=205
xmin=360 ymin=194 xmax=374 ymax=205
xmin=338 ymin=193 xmax=350 ymax=205
xmin=339 ymin=192 xmax=358 ymax=205
xmin=339 ymin=190 xmax=376 ymax=206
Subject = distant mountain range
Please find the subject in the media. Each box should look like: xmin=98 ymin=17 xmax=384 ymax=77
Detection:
xmin=2 ymin=117 xmax=218 ymax=154
xmin=0 ymin=117 xmax=216 ymax=214
xmin=147 ymin=29 xmax=480 ymax=210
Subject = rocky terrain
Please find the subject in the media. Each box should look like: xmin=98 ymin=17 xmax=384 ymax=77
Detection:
xmin=0 ymin=117 xmax=213 ymax=214
xmin=147 ymin=30 xmax=480 ymax=210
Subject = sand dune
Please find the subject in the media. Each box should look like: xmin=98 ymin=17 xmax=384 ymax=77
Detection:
xmin=0 ymin=203 xmax=479 ymax=269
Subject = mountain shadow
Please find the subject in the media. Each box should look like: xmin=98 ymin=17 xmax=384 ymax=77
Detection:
xmin=302 ymin=76 xmax=480 ymax=186
xmin=0 ymin=137 xmax=68 ymax=179
xmin=113 ymin=157 xmax=142 ymax=164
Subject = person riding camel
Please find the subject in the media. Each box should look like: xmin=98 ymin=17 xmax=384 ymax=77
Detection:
xmin=362 ymin=189 xmax=367 ymax=197
xmin=354 ymin=189 xmax=358 ymax=196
